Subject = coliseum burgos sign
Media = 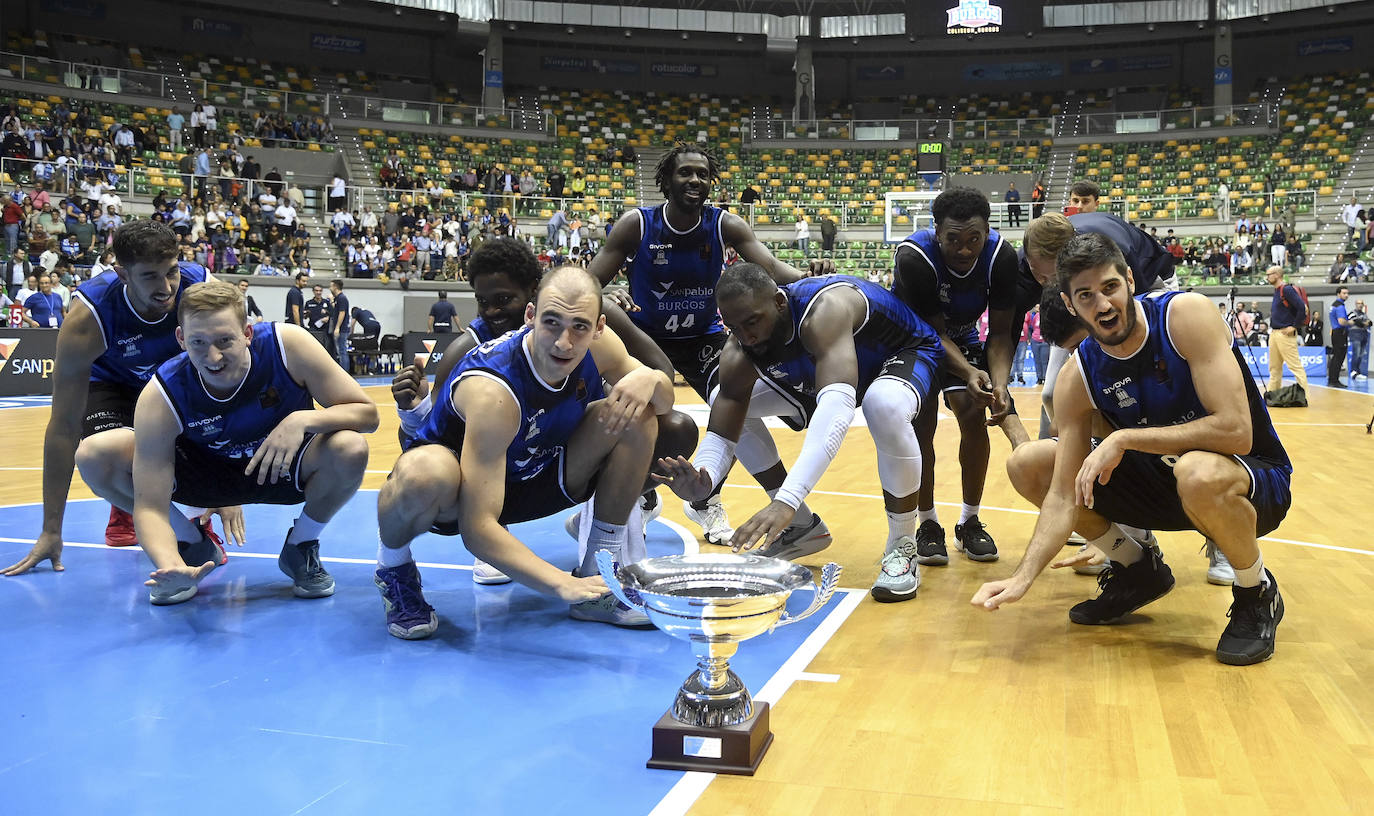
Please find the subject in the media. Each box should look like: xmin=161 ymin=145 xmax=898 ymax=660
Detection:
xmin=946 ymin=0 xmax=1003 ymax=35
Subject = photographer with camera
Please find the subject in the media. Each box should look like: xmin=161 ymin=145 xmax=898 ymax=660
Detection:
xmin=1349 ymin=299 xmax=1371 ymax=381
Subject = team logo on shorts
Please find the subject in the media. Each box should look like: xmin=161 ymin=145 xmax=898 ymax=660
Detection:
xmin=0 ymin=338 xmax=18 ymax=373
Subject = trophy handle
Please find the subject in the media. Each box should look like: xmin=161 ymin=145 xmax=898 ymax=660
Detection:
xmin=594 ymin=549 xmax=646 ymax=612
xmin=772 ymin=562 xmax=841 ymax=629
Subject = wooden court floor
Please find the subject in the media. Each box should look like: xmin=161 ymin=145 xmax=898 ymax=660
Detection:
xmin=2 ymin=381 xmax=1372 ymax=816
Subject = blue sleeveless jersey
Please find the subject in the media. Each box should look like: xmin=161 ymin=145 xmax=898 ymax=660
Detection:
xmin=74 ymin=261 xmax=209 ymax=389
xmin=899 ymin=228 xmax=1006 ymax=343
xmin=152 ymin=322 xmax=314 ymax=460
xmin=625 ymin=204 xmax=727 ymax=340
xmin=1075 ymin=291 xmax=1289 ymax=465
xmin=743 ymin=276 xmax=942 ymax=404
xmin=413 ymin=326 xmax=607 ymax=481
xmin=463 ymin=315 xmax=502 ymax=346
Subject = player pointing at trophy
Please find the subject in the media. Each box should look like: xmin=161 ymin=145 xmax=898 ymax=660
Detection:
xmin=655 ymin=264 xmax=945 ymax=602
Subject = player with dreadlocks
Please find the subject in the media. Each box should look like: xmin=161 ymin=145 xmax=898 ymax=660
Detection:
xmin=588 ymin=143 xmax=835 ymax=558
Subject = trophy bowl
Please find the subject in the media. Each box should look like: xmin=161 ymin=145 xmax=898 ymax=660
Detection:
xmin=597 ymin=550 xmax=841 ymax=774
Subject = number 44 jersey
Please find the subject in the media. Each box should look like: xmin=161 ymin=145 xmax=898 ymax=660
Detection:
xmin=624 ymin=204 xmax=727 ymax=341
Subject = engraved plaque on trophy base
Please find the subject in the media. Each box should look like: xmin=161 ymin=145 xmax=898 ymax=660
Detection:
xmin=648 ymin=702 xmax=773 ymax=775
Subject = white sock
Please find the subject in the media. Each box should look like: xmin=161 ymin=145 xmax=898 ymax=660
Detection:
xmin=1120 ymin=524 xmax=1151 ymax=542
xmin=959 ymin=503 xmax=980 ymax=525
xmin=1231 ymin=550 xmax=1267 ymax=588
xmin=580 ymin=518 xmax=625 ymax=576
xmin=1088 ymin=524 xmax=1144 ymax=566
xmin=886 ymin=509 xmax=918 ymax=553
xmin=765 ymin=488 xmax=813 ymax=527
xmin=377 ymin=541 xmax=413 ymax=568
xmin=287 ymin=510 xmax=328 ymax=545
xmin=168 ymin=507 xmax=201 ymax=542
xmin=917 ymin=507 xmax=939 ymax=525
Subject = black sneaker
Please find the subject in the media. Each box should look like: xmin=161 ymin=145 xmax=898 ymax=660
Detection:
xmin=1216 ymin=571 xmax=1284 ymax=665
xmin=913 ymin=519 xmax=948 ymax=566
xmin=954 ymin=515 xmax=999 ymax=562
xmin=1069 ymin=545 xmax=1175 ymax=625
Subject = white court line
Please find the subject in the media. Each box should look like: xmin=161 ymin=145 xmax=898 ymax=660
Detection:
xmin=649 ymin=589 xmax=865 ymax=816
xmin=0 ymin=538 xmax=477 ymax=571
xmin=258 ymin=728 xmax=405 ymax=747
xmin=797 ymin=671 xmax=842 ymax=683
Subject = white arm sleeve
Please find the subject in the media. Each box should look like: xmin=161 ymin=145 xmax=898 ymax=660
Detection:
xmin=397 ymin=392 xmax=433 ymax=436
xmin=693 ymin=430 xmax=737 ymax=490
xmin=774 ymin=383 xmax=857 ymax=510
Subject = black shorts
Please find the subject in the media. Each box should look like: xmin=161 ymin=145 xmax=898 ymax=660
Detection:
xmin=1089 ymin=446 xmax=1292 ymax=537
xmin=657 ymin=333 xmax=727 ymax=400
xmin=759 ymin=344 xmax=941 ymax=430
xmin=426 ymin=447 xmax=590 ymax=536
xmin=169 ymin=433 xmax=317 ymax=507
xmin=940 ymin=338 xmax=988 ymax=394
xmin=83 ymin=380 xmax=141 ymax=438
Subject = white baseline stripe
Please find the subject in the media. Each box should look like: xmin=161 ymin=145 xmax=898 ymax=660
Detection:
xmin=0 ymin=538 xmax=476 ymax=572
xmin=797 ymin=672 xmax=842 ymax=683
xmin=649 ymin=588 xmax=866 ymax=816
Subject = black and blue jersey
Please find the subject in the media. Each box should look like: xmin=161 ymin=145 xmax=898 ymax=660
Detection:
xmin=742 ymin=275 xmax=943 ymax=405
xmin=74 ymin=261 xmax=208 ymax=389
xmin=624 ymin=204 xmax=727 ymax=340
xmin=152 ymin=322 xmax=313 ymax=460
xmin=412 ymin=326 xmax=606 ymax=481
xmin=895 ymin=228 xmax=1015 ymax=345
xmin=1075 ymin=290 xmax=1289 ymax=467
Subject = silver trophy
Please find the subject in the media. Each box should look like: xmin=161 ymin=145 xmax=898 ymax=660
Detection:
xmin=597 ymin=550 xmax=841 ymax=774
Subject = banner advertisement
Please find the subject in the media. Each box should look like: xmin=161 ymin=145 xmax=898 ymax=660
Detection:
xmin=0 ymin=330 xmax=59 ymax=397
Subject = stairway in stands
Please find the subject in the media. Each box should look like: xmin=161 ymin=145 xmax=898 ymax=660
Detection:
xmin=1307 ymin=129 xmax=1374 ymax=280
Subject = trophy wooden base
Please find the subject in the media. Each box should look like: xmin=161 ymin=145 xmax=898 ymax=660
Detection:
xmin=646 ymin=702 xmax=773 ymax=775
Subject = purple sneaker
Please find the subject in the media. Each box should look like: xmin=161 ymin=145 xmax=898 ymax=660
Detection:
xmin=374 ymin=562 xmax=438 ymax=640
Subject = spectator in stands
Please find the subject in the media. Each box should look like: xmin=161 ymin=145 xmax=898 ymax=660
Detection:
xmin=48 ymin=266 xmax=71 ymax=307
xmin=166 ymin=108 xmax=184 ymax=152
xmin=518 ymin=169 xmax=537 ymax=203
xmin=1340 ymin=196 xmax=1360 ymax=246
xmin=1031 ymin=181 xmax=1047 ymax=219
xmin=1285 ymin=234 xmax=1304 ymax=274
xmin=2 ymin=195 xmax=21 ymax=257
xmin=1004 ymin=182 xmax=1023 ymax=228
xmin=22 ymin=272 xmax=64 ymax=328
xmin=1066 ymin=180 xmax=1100 ymax=214
xmin=793 ymin=214 xmax=811 ymax=255
xmin=328 ymin=174 xmax=347 ymax=214
xmin=286 ymin=183 xmax=305 ymax=214
xmin=189 ymin=104 xmax=206 ymax=149
xmin=67 ymin=212 xmax=96 ymax=262
xmin=264 ymin=167 xmax=284 ymax=198
xmin=820 ymin=214 xmax=837 ymax=251
xmin=275 ymin=197 xmax=298 ymax=232
xmin=546 ymin=167 xmax=566 ymax=200
xmin=546 ymin=208 xmax=569 ymax=248
xmin=740 ymin=186 xmax=761 ymax=208
xmin=5 ymin=247 xmax=32 ymax=298
xmin=1231 ymin=245 xmax=1254 ymax=280
xmin=90 ymin=248 xmax=115 ymax=278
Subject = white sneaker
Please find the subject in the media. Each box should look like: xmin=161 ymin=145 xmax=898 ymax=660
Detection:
xmin=472 ymin=557 xmax=512 ymax=585
xmin=683 ymin=495 xmax=734 ymax=545
xmin=569 ymin=593 xmax=653 ymax=627
xmin=1202 ymin=538 xmax=1235 ymax=586
xmin=756 ymin=514 xmax=832 ymax=561
xmin=870 ymin=537 xmax=921 ymax=602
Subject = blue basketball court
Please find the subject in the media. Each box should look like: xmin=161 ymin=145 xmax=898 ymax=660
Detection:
xmin=0 ymin=493 xmax=858 ymax=815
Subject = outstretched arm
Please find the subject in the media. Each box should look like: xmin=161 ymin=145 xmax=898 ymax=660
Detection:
xmin=3 ymin=300 xmax=102 ymax=576
xmin=972 ymin=354 xmax=1095 ymax=610
xmin=731 ymin=289 xmax=860 ymax=551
